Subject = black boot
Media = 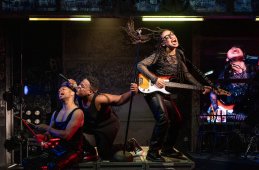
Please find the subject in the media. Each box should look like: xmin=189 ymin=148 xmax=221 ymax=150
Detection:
xmin=146 ymin=150 xmax=165 ymax=162
xmin=161 ymin=147 xmax=182 ymax=158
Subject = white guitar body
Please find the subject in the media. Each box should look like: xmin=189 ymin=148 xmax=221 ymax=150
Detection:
xmin=138 ymin=73 xmax=202 ymax=94
xmin=138 ymin=73 xmax=231 ymax=96
xmin=139 ymin=79 xmax=171 ymax=94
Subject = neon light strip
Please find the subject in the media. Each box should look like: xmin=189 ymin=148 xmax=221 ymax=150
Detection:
xmin=29 ymin=17 xmax=91 ymax=21
xmin=142 ymin=16 xmax=204 ymax=21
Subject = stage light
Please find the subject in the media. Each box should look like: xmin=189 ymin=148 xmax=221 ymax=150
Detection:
xmin=23 ymin=107 xmax=43 ymax=125
xmin=26 ymin=119 xmax=31 ymax=124
xmin=35 ymin=110 xmax=40 ymax=116
xmin=142 ymin=16 xmax=204 ymax=21
xmin=24 ymin=85 xmax=29 ymax=95
xmin=34 ymin=119 xmax=40 ymax=125
xmin=25 ymin=110 xmax=32 ymax=116
xmin=204 ymin=70 xmax=214 ymax=76
xmin=29 ymin=15 xmax=91 ymax=21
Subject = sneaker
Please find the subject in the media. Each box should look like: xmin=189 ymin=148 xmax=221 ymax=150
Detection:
xmin=161 ymin=148 xmax=182 ymax=158
xmin=146 ymin=150 xmax=165 ymax=162
xmin=126 ymin=138 xmax=144 ymax=156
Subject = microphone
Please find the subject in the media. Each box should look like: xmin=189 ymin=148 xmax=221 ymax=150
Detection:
xmin=59 ymin=73 xmax=69 ymax=82
xmin=58 ymin=73 xmax=77 ymax=89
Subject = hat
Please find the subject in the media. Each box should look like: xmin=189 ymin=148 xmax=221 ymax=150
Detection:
xmin=226 ymin=47 xmax=244 ymax=62
xmin=60 ymin=81 xmax=74 ymax=91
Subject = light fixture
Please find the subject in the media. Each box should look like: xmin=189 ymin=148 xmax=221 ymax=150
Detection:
xmin=25 ymin=110 xmax=31 ymax=116
xmin=142 ymin=16 xmax=204 ymax=21
xmin=29 ymin=15 xmax=91 ymax=21
xmin=35 ymin=110 xmax=40 ymax=116
xmin=34 ymin=119 xmax=40 ymax=124
xmin=23 ymin=107 xmax=43 ymax=125
xmin=255 ymin=17 xmax=259 ymax=21
xmin=24 ymin=85 xmax=29 ymax=95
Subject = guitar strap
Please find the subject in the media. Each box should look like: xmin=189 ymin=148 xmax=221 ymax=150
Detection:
xmin=180 ymin=51 xmax=216 ymax=89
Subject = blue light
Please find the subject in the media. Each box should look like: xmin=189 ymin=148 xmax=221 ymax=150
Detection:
xmin=24 ymin=85 xmax=29 ymax=95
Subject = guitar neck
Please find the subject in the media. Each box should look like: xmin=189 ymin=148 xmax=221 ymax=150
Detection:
xmin=165 ymin=82 xmax=202 ymax=91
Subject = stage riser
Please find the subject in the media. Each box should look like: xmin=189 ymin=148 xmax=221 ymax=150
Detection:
xmin=9 ymin=147 xmax=195 ymax=170
xmin=76 ymin=162 xmax=194 ymax=170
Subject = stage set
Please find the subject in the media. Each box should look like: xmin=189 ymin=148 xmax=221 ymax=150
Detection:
xmin=1 ymin=1 xmax=259 ymax=170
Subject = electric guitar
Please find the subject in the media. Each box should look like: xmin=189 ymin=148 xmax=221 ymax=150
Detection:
xmin=207 ymin=100 xmax=247 ymax=122
xmin=138 ymin=73 xmax=231 ymax=96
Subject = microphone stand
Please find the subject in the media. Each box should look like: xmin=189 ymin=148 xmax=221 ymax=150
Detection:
xmin=113 ymin=30 xmax=141 ymax=162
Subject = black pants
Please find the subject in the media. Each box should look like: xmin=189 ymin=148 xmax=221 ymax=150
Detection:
xmin=85 ymin=113 xmax=120 ymax=160
xmin=144 ymin=92 xmax=183 ymax=152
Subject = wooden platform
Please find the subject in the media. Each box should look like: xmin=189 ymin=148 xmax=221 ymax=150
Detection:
xmin=7 ymin=147 xmax=195 ymax=170
xmin=78 ymin=147 xmax=195 ymax=170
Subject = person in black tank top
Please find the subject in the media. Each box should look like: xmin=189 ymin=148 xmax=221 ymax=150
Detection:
xmin=68 ymin=76 xmax=138 ymax=160
xmin=22 ymin=82 xmax=84 ymax=170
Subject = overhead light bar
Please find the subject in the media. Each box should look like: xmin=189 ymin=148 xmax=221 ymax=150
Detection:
xmin=142 ymin=16 xmax=204 ymax=21
xmin=255 ymin=17 xmax=259 ymax=21
xmin=29 ymin=16 xmax=91 ymax=21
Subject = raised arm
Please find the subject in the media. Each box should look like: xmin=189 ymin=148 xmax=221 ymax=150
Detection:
xmin=94 ymin=83 xmax=138 ymax=110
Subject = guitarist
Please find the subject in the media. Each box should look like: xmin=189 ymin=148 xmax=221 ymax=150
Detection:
xmin=137 ymin=29 xmax=205 ymax=162
xmin=211 ymin=46 xmax=258 ymax=124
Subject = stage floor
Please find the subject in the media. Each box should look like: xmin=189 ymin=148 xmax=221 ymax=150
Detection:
xmin=7 ymin=147 xmax=195 ymax=170
xmin=7 ymin=147 xmax=259 ymax=170
xmin=77 ymin=146 xmax=195 ymax=170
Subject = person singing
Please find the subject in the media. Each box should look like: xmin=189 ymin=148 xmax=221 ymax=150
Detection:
xmin=137 ymin=29 xmax=204 ymax=162
xmin=22 ymin=82 xmax=84 ymax=170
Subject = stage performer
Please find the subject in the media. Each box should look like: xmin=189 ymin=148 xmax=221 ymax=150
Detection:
xmin=208 ymin=46 xmax=259 ymax=125
xmin=68 ymin=76 xmax=139 ymax=160
xmin=137 ymin=29 xmax=205 ymax=162
xmin=22 ymin=82 xmax=84 ymax=170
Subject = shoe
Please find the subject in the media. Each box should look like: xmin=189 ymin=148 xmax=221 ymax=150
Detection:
xmin=161 ymin=148 xmax=182 ymax=158
xmin=126 ymin=138 xmax=144 ymax=156
xmin=83 ymin=149 xmax=98 ymax=161
xmin=146 ymin=150 xmax=165 ymax=162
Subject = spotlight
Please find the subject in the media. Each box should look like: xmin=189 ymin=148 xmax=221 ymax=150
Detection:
xmin=24 ymin=85 xmax=29 ymax=95
xmin=26 ymin=119 xmax=31 ymax=124
xmin=34 ymin=110 xmax=40 ymax=116
xmin=23 ymin=107 xmax=43 ymax=125
xmin=25 ymin=110 xmax=32 ymax=116
xmin=34 ymin=119 xmax=40 ymax=125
